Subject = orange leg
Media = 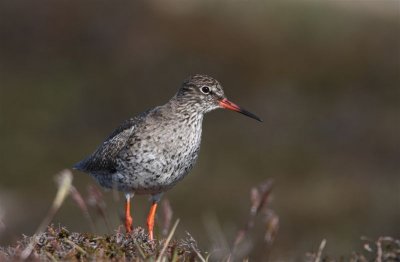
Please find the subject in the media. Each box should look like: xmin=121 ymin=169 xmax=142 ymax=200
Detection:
xmin=146 ymin=202 xmax=158 ymax=240
xmin=125 ymin=196 xmax=133 ymax=233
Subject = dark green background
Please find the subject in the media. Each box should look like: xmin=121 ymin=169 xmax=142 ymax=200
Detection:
xmin=0 ymin=0 xmax=399 ymax=260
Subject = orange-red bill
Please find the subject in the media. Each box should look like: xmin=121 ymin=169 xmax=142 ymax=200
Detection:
xmin=219 ymin=98 xmax=262 ymax=122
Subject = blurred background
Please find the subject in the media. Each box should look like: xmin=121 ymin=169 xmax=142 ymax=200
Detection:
xmin=0 ymin=0 xmax=399 ymax=260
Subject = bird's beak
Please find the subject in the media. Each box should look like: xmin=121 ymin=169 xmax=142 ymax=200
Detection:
xmin=219 ymin=98 xmax=262 ymax=122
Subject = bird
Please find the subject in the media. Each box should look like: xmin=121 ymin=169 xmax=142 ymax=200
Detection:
xmin=73 ymin=74 xmax=262 ymax=240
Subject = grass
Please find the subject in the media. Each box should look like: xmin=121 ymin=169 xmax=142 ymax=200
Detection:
xmin=0 ymin=224 xmax=204 ymax=261
xmin=1 ymin=226 xmax=399 ymax=261
xmin=305 ymin=237 xmax=400 ymax=262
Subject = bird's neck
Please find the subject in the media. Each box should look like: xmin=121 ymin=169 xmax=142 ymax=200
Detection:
xmin=165 ymin=96 xmax=205 ymax=125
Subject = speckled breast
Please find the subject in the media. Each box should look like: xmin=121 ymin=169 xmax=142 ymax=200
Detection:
xmin=108 ymin=116 xmax=203 ymax=195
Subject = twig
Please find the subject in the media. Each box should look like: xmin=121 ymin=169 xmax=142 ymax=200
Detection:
xmin=156 ymin=219 xmax=180 ymax=262
xmin=376 ymin=238 xmax=382 ymax=262
xmin=64 ymin=238 xmax=87 ymax=255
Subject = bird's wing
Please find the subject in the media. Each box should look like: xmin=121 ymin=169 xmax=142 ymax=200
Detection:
xmin=73 ymin=114 xmax=146 ymax=174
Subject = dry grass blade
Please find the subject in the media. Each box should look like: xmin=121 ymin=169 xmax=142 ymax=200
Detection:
xmin=161 ymin=199 xmax=173 ymax=237
xmin=264 ymin=211 xmax=279 ymax=244
xmin=20 ymin=169 xmax=73 ymax=260
xmin=0 ymin=201 xmax=5 ymax=234
xmin=0 ymin=215 xmax=5 ymax=235
xmin=45 ymin=251 xmax=57 ymax=262
xmin=359 ymin=235 xmax=400 ymax=261
xmin=184 ymin=232 xmax=206 ymax=262
xmin=86 ymin=185 xmax=111 ymax=232
xmin=69 ymin=185 xmax=96 ymax=232
xmin=171 ymin=248 xmax=179 ymax=262
xmin=376 ymin=238 xmax=382 ymax=262
xmin=314 ymin=239 xmax=327 ymax=262
xmin=133 ymin=240 xmax=147 ymax=259
xmin=233 ymin=179 xmax=276 ymax=252
xmin=156 ymin=219 xmax=180 ymax=262
xmin=255 ymin=179 xmax=274 ymax=214
xmin=192 ymin=248 xmax=206 ymax=262
xmin=204 ymin=213 xmax=230 ymax=259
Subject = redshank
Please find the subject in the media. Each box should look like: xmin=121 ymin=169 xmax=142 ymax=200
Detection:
xmin=74 ymin=74 xmax=261 ymax=240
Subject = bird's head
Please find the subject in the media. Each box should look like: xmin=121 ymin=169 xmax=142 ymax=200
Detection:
xmin=176 ymin=74 xmax=262 ymax=122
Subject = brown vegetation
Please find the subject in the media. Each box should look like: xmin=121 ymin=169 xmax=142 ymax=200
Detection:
xmin=1 ymin=171 xmax=398 ymax=261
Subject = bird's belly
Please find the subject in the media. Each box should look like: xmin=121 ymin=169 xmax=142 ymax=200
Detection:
xmin=108 ymin=146 xmax=200 ymax=194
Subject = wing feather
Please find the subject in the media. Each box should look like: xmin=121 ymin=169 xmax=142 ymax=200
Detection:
xmin=73 ymin=116 xmax=142 ymax=174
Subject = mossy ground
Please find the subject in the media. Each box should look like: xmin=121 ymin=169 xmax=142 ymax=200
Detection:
xmin=0 ymin=225 xmax=204 ymax=261
xmin=1 ymin=225 xmax=399 ymax=261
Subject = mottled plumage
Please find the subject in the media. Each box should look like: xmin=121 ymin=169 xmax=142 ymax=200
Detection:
xmin=74 ymin=74 xmax=261 ymax=238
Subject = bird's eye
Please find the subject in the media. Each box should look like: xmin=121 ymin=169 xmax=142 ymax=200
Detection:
xmin=200 ymin=86 xmax=210 ymax=94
